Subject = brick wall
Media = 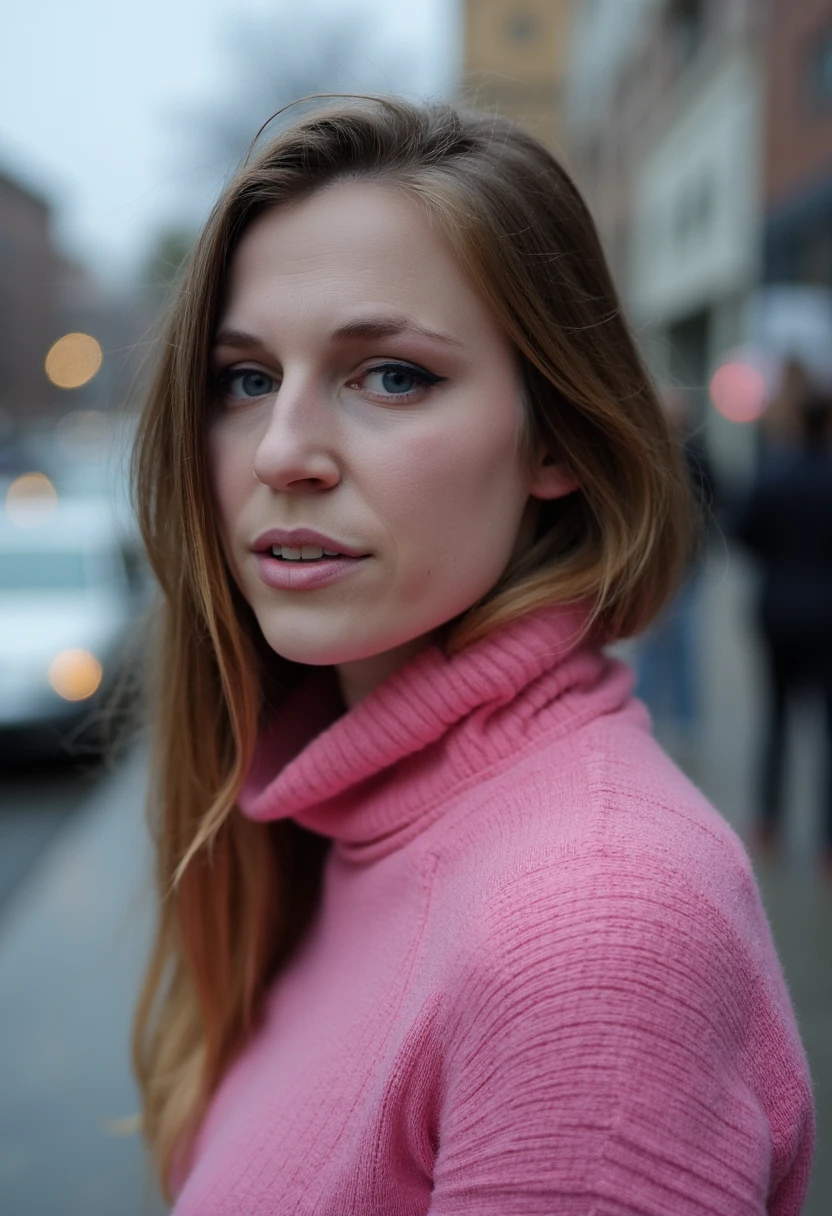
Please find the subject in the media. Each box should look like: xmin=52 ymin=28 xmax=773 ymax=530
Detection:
xmin=765 ymin=0 xmax=832 ymax=208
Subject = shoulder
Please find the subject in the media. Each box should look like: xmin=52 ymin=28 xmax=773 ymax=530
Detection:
xmin=439 ymin=693 xmax=754 ymax=934
xmin=425 ymin=697 xmax=815 ymax=1210
xmin=439 ymin=709 xmax=783 ymax=1027
xmin=433 ymin=817 xmax=815 ymax=1214
xmin=439 ymin=744 xmax=808 ymax=1115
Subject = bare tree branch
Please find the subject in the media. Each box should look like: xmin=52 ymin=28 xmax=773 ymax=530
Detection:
xmin=178 ymin=2 xmax=433 ymax=177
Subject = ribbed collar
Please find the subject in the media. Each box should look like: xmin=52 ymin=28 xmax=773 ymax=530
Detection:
xmin=238 ymin=602 xmax=632 ymax=861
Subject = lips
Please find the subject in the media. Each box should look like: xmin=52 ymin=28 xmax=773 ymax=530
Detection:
xmin=270 ymin=551 xmax=343 ymax=561
xmin=255 ymin=550 xmax=369 ymax=591
xmin=251 ymin=528 xmax=370 ymax=559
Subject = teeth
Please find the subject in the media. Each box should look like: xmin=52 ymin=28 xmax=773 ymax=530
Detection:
xmin=270 ymin=545 xmax=343 ymax=560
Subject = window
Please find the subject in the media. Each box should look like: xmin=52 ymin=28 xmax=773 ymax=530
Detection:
xmin=808 ymin=28 xmax=832 ymax=110
xmin=507 ymin=14 xmax=536 ymax=43
xmin=667 ymin=0 xmax=707 ymax=69
xmin=693 ymin=174 xmax=714 ymax=232
xmin=672 ymin=172 xmax=714 ymax=249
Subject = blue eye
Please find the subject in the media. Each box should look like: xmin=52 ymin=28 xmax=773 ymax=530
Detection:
xmin=361 ymin=362 xmax=443 ymax=400
xmin=216 ymin=368 xmax=278 ymax=400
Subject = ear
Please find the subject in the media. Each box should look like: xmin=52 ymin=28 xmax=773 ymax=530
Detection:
xmin=528 ymin=448 xmax=579 ymax=501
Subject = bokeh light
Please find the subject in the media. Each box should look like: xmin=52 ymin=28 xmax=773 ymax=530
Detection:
xmin=44 ymin=333 xmax=103 ymax=389
xmin=5 ymin=473 xmax=59 ymax=528
xmin=48 ymin=649 xmax=103 ymax=702
xmin=709 ymin=361 xmax=768 ymax=424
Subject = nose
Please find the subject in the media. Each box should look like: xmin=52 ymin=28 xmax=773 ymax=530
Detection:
xmin=252 ymin=374 xmax=341 ymax=491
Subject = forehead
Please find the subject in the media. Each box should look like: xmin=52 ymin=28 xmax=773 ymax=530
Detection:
xmin=219 ymin=180 xmax=501 ymax=343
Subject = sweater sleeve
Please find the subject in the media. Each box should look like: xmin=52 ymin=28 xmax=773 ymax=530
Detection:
xmin=429 ymin=851 xmax=814 ymax=1216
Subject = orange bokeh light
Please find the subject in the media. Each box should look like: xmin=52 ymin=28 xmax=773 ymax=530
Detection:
xmin=5 ymin=473 xmax=59 ymax=527
xmin=45 ymin=333 xmax=103 ymax=389
xmin=48 ymin=649 xmax=103 ymax=702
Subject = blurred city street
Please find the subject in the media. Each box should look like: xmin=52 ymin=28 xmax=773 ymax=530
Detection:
xmin=0 ymin=745 xmax=168 ymax=1216
xmin=0 ymin=538 xmax=830 ymax=1214
xmin=1 ymin=1 xmax=831 ymax=1207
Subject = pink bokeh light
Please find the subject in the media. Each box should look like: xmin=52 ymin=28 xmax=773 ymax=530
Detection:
xmin=709 ymin=362 xmax=768 ymax=423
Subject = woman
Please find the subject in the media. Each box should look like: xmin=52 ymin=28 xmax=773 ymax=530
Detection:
xmin=131 ymin=96 xmax=814 ymax=1213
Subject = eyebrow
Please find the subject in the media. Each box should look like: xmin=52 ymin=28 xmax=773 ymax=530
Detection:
xmin=212 ymin=315 xmax=464 ymax=352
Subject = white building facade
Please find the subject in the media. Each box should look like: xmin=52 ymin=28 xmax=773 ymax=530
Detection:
xmin=565 ymin=0 xmax=768 ymax=480
xmin=628 ymin=42 xmax=764 ymax=476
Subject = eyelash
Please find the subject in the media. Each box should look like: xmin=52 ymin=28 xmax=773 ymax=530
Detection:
xmin=212 ymin=361 xmax=444 ymax=405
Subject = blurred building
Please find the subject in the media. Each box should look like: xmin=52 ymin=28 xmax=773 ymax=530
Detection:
xmin=565 ymin=0 xmax=778 ymax=481
xmin=560 ymin=0 xmax=658 ymax=294
xmin=460 ymin=0 xmax=574 ymax=152
xmin=764 ymin=0 xmax=832 ymax=287
xmin=0 ymin=161 xmax=150 ymax=445
xmin=0 ymin=170 xmax=63 ymax=425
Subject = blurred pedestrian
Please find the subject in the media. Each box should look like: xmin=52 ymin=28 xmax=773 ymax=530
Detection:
xmin=759 ymin=354 xmax=813 ymax=452
xmin=635 ymin=387 xmax=717 ymax=768
xmin=129 ymin=96 xmax=813 ymax=1214
xmin=733 ymin=391 xmax=832 ymax=867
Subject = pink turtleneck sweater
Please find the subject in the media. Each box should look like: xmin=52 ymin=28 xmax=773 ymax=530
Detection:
xmin=172 ymin=604 xmax=814 ymax=1215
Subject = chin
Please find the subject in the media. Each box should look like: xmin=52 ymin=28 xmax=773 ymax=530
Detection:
xmin=252 ymin=614 xmax=363 ymax=668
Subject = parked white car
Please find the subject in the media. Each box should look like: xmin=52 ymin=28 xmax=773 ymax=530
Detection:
xmin=0 ymin=496 xmax=146 ymax=759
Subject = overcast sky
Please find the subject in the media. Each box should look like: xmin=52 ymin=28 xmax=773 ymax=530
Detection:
xmin=0 ymin=0 xmax=458 ymax=288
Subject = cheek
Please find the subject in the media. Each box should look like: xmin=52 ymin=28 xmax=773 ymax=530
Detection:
xmin=433 ymin=397 xmax=524 ymax=498
xmin=207 ymin=426 xmax=250 ymax=536
xmin=375 ymin=405 xmax=524 ymax=541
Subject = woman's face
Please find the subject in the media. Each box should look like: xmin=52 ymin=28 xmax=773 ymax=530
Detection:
xmin=208 ymin=180 xmax=576 ymax=708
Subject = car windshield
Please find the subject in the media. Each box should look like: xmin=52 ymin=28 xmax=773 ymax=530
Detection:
xmin=0 ymin=549 xmax=88 ymax=591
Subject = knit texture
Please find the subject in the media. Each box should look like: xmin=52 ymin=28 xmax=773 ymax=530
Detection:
xmin=172 ymin=602 xmax=815 ymax=1215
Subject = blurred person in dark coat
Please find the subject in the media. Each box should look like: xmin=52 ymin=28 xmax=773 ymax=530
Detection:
xmin=758 ymin=354 xmax=813 ymax=452
xmin=635 ymin=388 xmax=717 ymax=768
xmin=733 ymin=392 xmax=832 ymax=868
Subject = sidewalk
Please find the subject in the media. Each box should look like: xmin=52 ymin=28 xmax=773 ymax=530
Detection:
xmin=0 ymin=745 xmax=168 ymax=1216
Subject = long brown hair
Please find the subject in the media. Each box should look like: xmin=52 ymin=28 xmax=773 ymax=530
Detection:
xmin=131 ymin=94 xmax=694 ymax=1198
